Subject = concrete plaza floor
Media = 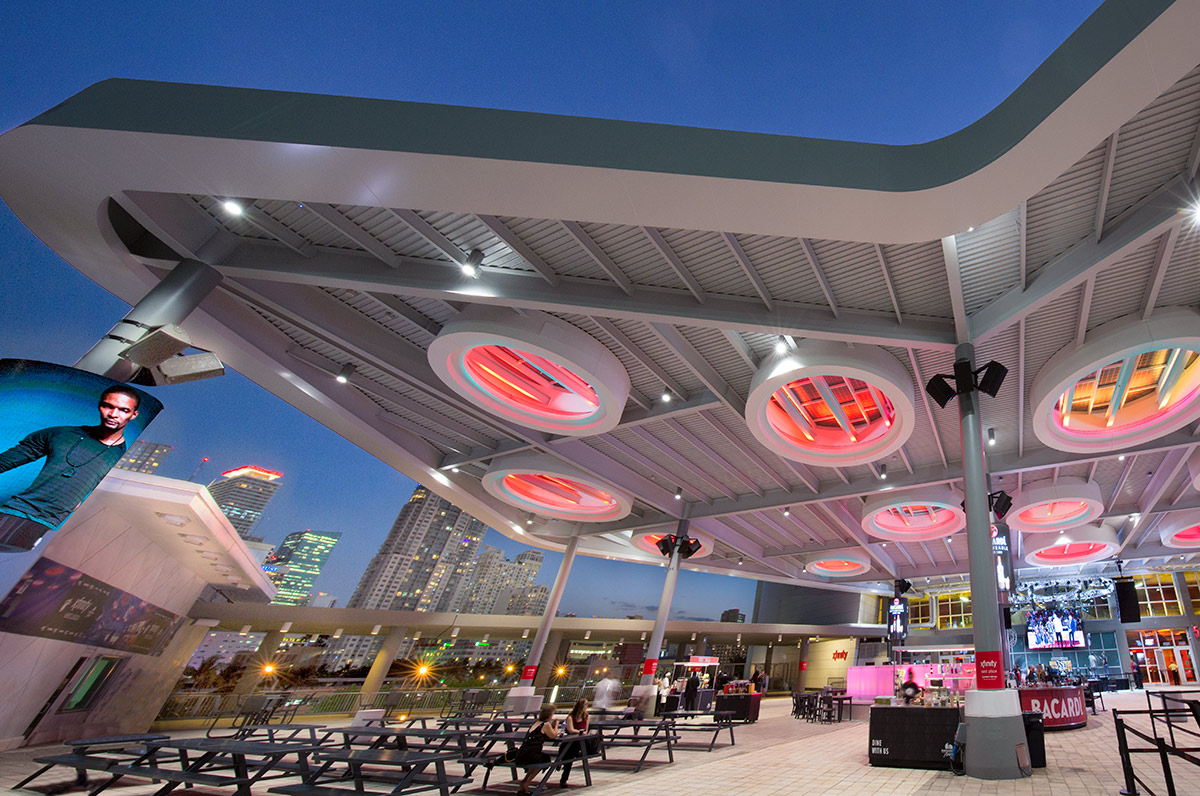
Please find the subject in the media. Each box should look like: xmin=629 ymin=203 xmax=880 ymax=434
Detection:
xmin=2 ymin=690 xmax=1197 ymax=796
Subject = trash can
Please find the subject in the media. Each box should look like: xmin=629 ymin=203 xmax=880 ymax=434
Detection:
xmin=1022 ymin=711 xmax=1046 ymax=769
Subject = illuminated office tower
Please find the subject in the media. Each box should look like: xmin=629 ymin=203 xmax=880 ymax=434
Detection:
xmin=207 ymin=465 xmax=283 ymax=539
xmin=507 ymin=584 xmax=550 ymax=616
xmin=721 ymin=608 xmax=746 ymax=623
xmin=451 ymin=547 xmax=544 ymax=614
xmin=264 ymin=529 xmax=341 ymax=606
xmin=114 ymin=440 xmax=173 ymax=474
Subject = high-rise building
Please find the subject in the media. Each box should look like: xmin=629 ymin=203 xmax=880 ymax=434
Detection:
xmin=114 ymin=440 xmax=173 ymax=474
xmin=207 ymin=465 xmax=283 ymax=539
xmin=451 ymin=547 xmax=544 ymax=614
xmin=508 ymin=584 xmax=550 ymax=616
xmin=264 ymin=529 xmax=341 ymax=605
xmin=721 ymin=608 xmax=746 ymax=623
xmin=328 ymin=486 xmax=487 ymax=668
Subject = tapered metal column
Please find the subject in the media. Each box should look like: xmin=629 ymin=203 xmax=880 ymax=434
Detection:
xmin=639 ymin=540 xmax=683 ymax=687
xmin=956 ymin=348 xmax=1003 ymax=679
xmin=504 ymin=537 xmax=579 ymax=712
xmin=955 ymin=342 xmax=1028 ymax=780
xmin=75 ymin=259 xmax=222 ymax=379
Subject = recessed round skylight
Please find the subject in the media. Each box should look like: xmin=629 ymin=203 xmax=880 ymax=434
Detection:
xmin=861 ymin=486 xmax=966 ymax=542
xmin=1159 ymin=509 xmax=1200 ymax=549
xmin=428 ymin=307 xmax=630 ymax=435
xmin=745 ymin=341 xmax=915 ymax=467
xmin=803 ymin=549 xmax=871 ymax=578
xmin=1030 ymin=309 xmax=1200 ymax=453
xmin=484 ymin=453 xmax=632 ymax=521
xmin=1024 ymin=524 xmax=1119 ymax=567
xmin=1006 ymin=477 xmax=1105 ymax=534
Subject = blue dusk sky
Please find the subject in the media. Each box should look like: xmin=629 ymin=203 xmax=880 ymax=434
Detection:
xmin=0 ymin=1 xmax=1102 ymax=617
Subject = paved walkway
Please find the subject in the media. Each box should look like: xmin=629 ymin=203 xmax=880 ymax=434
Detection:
xmin=3 ymin=691 xmax=1198 ymax=796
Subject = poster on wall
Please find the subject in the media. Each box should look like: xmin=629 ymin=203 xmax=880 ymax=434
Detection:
xmin=0 ymin=557 xmax=183 ymax=655
xmin=0 ymin=360 xmax=163 ymax=552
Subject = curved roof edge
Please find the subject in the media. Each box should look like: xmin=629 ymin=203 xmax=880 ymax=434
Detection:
xmin=23 ymin=0 xmax=1178 ymax=193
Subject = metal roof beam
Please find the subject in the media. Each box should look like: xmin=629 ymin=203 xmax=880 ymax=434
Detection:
xmin=643 ymin=227 xmax=706 ymax=304
xmin=906 ymin=348 xmax=949 ymax=467
xmin=590 ymin=317 xmax=688 ymax=400
xmin=648 ymin=322 xmax=746 ymax=415
xmin=1094 ymin=132 xmax=1119 ymax=240
xmin=940 ymin=235 xmax=969 ymax=343
xmin=215 ymin=241 xmax=958 ymax=348
xmin=561 ymin=219 xmax=635 ymax=295
xmin=812 ymin=500 xmax=897 ymax=577
xmin=1074 ymin=277 xmax=1095 ymax=346
xmin=1141 ymin=225 xmax=1180 ymax=320
xmin=438 ymin=439 xmax=536 ymax=470
xmin=305 ymin=203 xmax=407 ymax=268
xmin=873 ymin=244 xmax=903 ymax=324
xmin=697 ymin=409 xmax=802 ymax=493
xmin=663 ymin=417 xmax=762 ymax=497
xmin=630 ymin=426 xmax=737 ymax=500
xmin=721 ymin=232 xmax=774 ymax=311
xmin=475 ymin=214 xmax=561 ymax=287
xmin=800 ymin=238 xmax=839 ymax=318
xmin=971 ymin=174 xmax=1195 ymax=341
xmin=363 ymin=292 xmax=444 ymax=338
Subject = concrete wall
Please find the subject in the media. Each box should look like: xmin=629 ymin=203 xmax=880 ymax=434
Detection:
xmin=802 ymin=637 xmax=859 ymax=690
xmin=0 ymin=501 xmax=210 ymax=749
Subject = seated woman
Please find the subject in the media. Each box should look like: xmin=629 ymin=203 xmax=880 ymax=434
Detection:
xmin=559 ymin=698 xmax=590 ymax=788
xmin=514 ymin=704 xmax=558 ymax=795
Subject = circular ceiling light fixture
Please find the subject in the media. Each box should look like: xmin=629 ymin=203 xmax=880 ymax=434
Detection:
xmin=428 ymin=306 xmax=630 ymax=435
xmin=1030 ymin=309 xmax=1200 ymax=453
xmin=802 ymin=549 xmax=871 ymax=578
xmin=861 ymin=485 xmax=966 ymax=542
xmin=745 ymin=340 xmax=915 ymax=467
xmin=484 ymin=452 xmax=632 ymax=522
xmin=1024 ymin=524 xmax=1119 ymax=567
xmin=1159 ymin=509 xmax=1200 ymax=548
xmin=1006 ymin=477 xmax=1105 ymax=534
xmin=633 ymin=529 xmax=714 ymax=559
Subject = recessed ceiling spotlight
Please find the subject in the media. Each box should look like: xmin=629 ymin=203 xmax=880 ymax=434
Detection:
xmin=987 ymin=428 xmax=996 ymax=446
xmin=783 ymin=506 xmax=790 ymax=517
xmin=336 ymin=362 xmax=355 ymax=384
xmin=774 ymin=338 xmax=788 ymax=355
xmin=879 ymin=464 xmax=887 ymax=480
xmin=675 ymin=487 xmax=682 ymax=500
xmin=661 ymin=389 xmax=672 ymax=404
xmin=222 ymin=200 xmax=243 ymax=216
xmin=461 ymin=249 xmax=484 ymax=278
xmin=967 ymin=226 xmax=975 ymax=232
xmin=1118 ymin=454 xmax=1126 ymax=461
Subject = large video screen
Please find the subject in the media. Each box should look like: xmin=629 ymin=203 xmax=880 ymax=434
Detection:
xmin=1026 ymin=608 xmax=1085 ymax=650
xmin=0 ymin=359 xmax=162 ymax=552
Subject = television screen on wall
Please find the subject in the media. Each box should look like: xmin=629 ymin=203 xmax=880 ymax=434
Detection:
xmin=1025 ymin=608 xmax=1085 ymax=649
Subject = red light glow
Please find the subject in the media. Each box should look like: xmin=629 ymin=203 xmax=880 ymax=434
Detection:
xmin=463 ymin=344 xmax=599 ymax=422
xmin=766 ymin=376 xmax=894 ymax=452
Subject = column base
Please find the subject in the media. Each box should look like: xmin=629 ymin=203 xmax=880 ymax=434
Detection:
xmin=963 ymin=689 xmax=1032 ymax=780
xmin=630 ymin=684 xmax=659 ymax=717
xmin=504 ymin=685 xmax=543 ymax=715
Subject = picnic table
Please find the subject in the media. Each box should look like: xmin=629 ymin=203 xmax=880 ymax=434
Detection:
xmin=476 ymin=730 xmax=601 ymax=796
xmin=590 ymin=718 xmax=677 ymax=771
xmin=659 ymin=710 xmax=736 ymax=751
xmin=14 ymin=733 xmax=169 ymax=792
xmin=271 ymin=747 xmax=469 ymax=796
xmin=101 ymin=737 xmax=321 ymax=796
xmin=239 ymin=724 xmax=329 ymax=742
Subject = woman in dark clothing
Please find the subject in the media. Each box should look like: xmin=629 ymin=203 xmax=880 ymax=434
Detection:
xmin=515 ymin=704 xmax=558 ymax=794
xmin=559 ymin=698 xmax=590 ymax=787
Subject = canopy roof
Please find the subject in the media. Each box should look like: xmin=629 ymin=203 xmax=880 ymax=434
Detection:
xmin=4 ymin=0 xmax=1200 ymax=594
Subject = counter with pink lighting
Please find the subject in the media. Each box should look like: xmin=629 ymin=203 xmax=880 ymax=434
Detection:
xmin=847 ymin=663 xmax=974 ymax=702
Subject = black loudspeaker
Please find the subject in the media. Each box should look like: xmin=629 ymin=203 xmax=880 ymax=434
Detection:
xmin=1115 ymin=579 xmax=1141 ymax=623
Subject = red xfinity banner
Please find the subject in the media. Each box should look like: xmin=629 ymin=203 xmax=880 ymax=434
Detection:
xmin=642 ymin=659 xmax=659 ymax=676
xmin=975 ymin=650 xmax=1004 ymax=689
xmin=521 ymin=665 xmax=538 ymax=681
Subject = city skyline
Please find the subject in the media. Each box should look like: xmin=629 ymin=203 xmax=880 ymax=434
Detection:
xmin=0 ymin=2 xmax=1102 ymax=619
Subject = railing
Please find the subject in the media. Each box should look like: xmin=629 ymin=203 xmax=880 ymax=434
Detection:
xmin=1113 ymin=703 xmax=1200 ymax=796
xmin=1146 ymin=689 xmax=1200 ymax=750
xmin=156 ymin=683 xmax=640 ymax=722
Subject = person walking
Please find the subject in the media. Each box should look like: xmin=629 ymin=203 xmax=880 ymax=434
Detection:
xmin=1168 ymin=660 xmax=1181 ymax=686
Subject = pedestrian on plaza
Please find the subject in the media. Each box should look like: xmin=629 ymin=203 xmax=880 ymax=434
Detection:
xmin=1169 ymin=660 xmax=1181 ymax=686
xmin=684 ymin=669 xmax=701 ymax=710
xmin=558 ymin=698 xmax=590 ymax=788
xmin=514 ymin=704 xmax=558 ymax=795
